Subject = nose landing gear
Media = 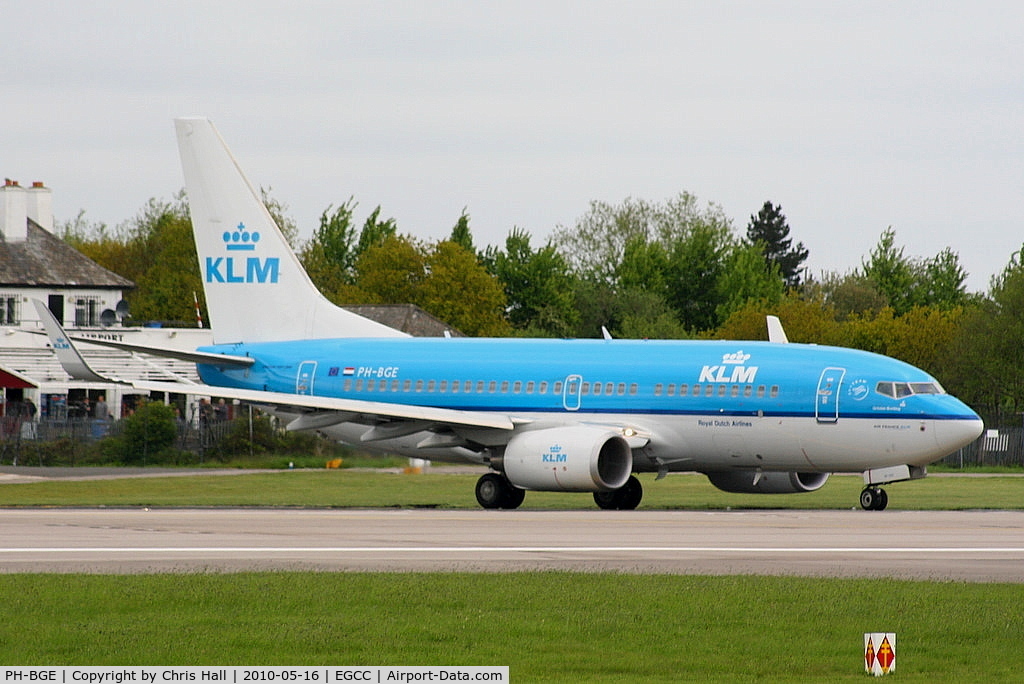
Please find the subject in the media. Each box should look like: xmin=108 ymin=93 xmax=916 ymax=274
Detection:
xmin=859 ymin=486 xmax=888 ymax=511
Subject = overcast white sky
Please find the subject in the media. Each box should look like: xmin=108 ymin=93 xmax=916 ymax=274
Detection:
xmin=3 ymin=1 xmax=1022 ymax=292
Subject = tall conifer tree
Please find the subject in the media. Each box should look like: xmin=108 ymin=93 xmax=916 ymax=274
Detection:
xmin=746 ymin=201 xmax=808 ymax=288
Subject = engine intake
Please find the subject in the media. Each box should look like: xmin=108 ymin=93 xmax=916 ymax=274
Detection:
xmin=503 ymin=426 xmax=632 ymax=492
xmin=706 ymin=471 xmax=829 ymax=494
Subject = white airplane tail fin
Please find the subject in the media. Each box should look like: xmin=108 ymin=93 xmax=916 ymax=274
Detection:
xmin=174 ymin=117 xmax=407 ymax=344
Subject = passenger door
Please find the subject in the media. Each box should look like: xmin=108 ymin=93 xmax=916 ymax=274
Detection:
xmin=296 ymin=361 xmax=317 ymax=395
xmin=815 ymin=367 xmax=845 ymax=423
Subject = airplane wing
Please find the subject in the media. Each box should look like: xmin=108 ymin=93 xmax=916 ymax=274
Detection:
xmin=134 ymin=379 xmax=516 ymax=432
xmin=31 ymin=300 xmax=515 ymax=433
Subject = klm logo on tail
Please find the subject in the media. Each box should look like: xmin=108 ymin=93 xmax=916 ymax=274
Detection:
xmin=205 ymin=222 xmax=280 ymax=284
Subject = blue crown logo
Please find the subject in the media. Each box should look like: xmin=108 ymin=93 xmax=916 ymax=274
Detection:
xmin=222 ymin=222 xmax=261 ymax=251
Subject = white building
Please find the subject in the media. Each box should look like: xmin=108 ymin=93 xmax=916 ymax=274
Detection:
xmin=0 ymin=179 xmax=210 ymax=423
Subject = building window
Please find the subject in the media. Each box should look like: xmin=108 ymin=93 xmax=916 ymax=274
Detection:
xmin=0 ymin=295 xmax=19 ymax=325
xmin=74 ymin=297 xmax=99 ymax=327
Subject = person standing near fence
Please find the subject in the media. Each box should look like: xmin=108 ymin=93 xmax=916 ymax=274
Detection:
xmin=92 ymin=395 xmax=109 ymax=437
xmin=94 ymin=396 xmax=109 ymax=421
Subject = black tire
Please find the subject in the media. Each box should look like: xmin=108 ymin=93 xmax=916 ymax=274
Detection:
xmin=504 ymin=484 xmax=526 ymax=510
xmin=860 ymin=486 xmax=888 ymax=511
xmin=476 ymin=473 xmax=506 ymax=509
xmin=618 ymin=475 xmax=643 ymax=510
xmin=593 ymin=475 xmax=643 ymax=510
xmin=475 ymin=473 xmax=524 ymax=510
xmin=593 ymin=490 xmax=619 ymax=510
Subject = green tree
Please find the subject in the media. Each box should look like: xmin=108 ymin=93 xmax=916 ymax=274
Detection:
xmin=862 ymin=227 xmax=917 ymax=314
xmin=714 ymin=242 xmax=785 ymax=323
xmin=101 ymin=401 xmax=179 ymax=465
xmin=448 ymin=209 xmax=475 ymax=253
xmin=947 ymin=246 xmax=1024 ymax=423
xmin=812 ymin=271 xmax=888 ymax=320
xmin=488 ymin=228 xmax=579 ymax=336
xmin=420 ymin=241 xmax=510 ymax=337
xmin=663 ymin=221 xmax=736 ymax=332
xmin=353 ymin=235 xmax=425 ymax=305
xmin=745 ymin=201 xmax=808 ymax=288
xmin=299 ymin=200 xmax=359 ymax=299
xmin=712 ymin=293 xmax=842 ymax=345
xmin=553 ymin=192 xmax=738 ymax=333
xmin=356 ymin=205 xmax=398 ymax=255
xmin=920 ymin=247 xmax=969 ymax=310
xmin=861 ymin=228 xmax=969 ymax=314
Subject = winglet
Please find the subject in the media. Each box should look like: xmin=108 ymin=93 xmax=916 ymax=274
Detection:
xmin=766 ymin=315 xmax=789 ymax=344
xmin=31 ymin=300 xmax=116 ymax=383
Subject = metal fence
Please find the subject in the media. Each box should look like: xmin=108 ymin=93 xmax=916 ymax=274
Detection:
xmin=940 ymin=427 xmax=1024 ymax=468
xmin=0 ymin=415 xmax=235 ymax=466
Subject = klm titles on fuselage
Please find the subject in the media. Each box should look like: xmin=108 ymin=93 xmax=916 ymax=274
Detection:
xmin=205 ymin=222 xmax=280 ymax=284
xmin=699 ymin=350 xmax=758 ymax=384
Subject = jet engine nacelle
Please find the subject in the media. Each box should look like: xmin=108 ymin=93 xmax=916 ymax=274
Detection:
xmin=502 ymin=426 xmax=632 ymax=492
xmin=705 ymin=471 xmax=829 ymax=494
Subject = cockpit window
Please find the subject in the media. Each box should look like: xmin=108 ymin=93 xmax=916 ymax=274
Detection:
xmin=875 ymin=381 xmax=945 ymax=399
xmin=910 ymin=382 xmax=944 ymax=395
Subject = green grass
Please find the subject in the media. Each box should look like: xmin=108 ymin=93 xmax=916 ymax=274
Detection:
xmin=1 ymin=470 xmax=1023 ymax=509
xmin=0 ymin=572 xmax=1021 ymax=681
xmin=3 ymin=471 xmax=1022 ymax=680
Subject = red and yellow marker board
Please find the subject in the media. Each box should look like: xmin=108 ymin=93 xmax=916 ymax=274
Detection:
xmin=864 ymin=632 xmax=896 ymax=676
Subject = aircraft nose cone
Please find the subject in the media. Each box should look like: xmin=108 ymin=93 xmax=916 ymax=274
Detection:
xmin=934 ymin=416 xmax=985 ymax=454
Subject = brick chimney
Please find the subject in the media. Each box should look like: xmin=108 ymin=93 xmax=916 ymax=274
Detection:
xmin=26 ymin=181 xmax=53 ymax=232
xmin=0 ymin=179 xmax=28 ymax=243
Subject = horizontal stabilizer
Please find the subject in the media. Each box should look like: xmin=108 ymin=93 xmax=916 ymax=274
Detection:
xmin=31 ymin=300 xmax=118 ymax=384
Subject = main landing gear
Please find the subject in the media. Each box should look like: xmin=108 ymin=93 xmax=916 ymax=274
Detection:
xmin=593 ymin=475 xmax=644 ymax=510
xmin=859 ymin=486 xmax=888 ymax=511
xmin=475 ymin=473 xmax=525 ymax=510
xmin=474 ymin=473 xmax=645 ymax=510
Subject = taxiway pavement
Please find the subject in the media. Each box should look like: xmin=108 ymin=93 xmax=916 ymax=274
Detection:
xmin=1 ymin=508 xmax=1021 ymax=581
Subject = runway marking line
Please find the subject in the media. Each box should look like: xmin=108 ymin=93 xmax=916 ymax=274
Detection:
xmin=3 ymin=546 xmax=1024 ymax=554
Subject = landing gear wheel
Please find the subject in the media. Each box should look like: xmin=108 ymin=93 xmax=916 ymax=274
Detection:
xmin=475 ymin=473 xmax=524 ymax=510
xmin=593 ymin=475 xmax=644 ymax=510
xmin=859 ymin=486 xmax=888 ymax=511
